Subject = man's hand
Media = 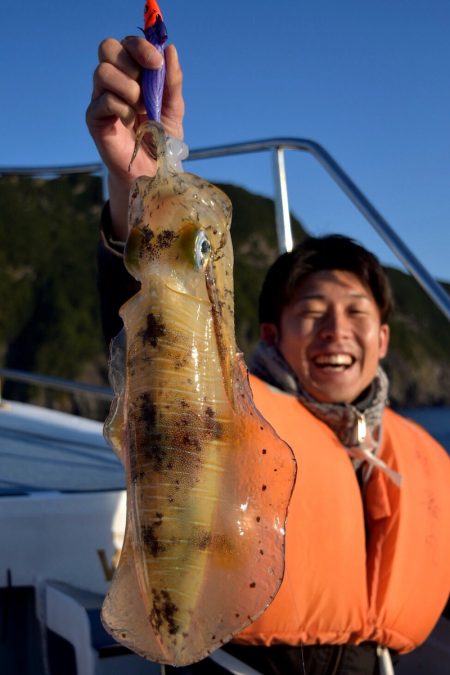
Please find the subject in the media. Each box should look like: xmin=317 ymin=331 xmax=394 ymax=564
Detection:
xmin=86 ymin=37 xmax=184 ymax=240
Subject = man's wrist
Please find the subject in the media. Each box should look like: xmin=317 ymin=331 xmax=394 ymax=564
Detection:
xmin=100 ymin=202 xmax=126 ymax=255
xmin=107 ymin=173 xmax=133 ymax=242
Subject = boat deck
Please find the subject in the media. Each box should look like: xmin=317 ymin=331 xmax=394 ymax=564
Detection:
xmin=0 ymin=400 xmax=124 ymax=495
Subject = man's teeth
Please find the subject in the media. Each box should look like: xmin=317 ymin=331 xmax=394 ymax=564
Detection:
xmin=314 ymin=354 xmax=353 ymax=367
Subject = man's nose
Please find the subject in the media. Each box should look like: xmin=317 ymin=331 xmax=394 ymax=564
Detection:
xmin=318 ymin=309 xmax=351 ymax=340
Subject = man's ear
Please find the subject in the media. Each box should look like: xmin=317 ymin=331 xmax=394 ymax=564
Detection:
xmin=260 ymin=322 xmax=279 ymax=346
xmin=379 ymin=324 xmax=390 ymax=359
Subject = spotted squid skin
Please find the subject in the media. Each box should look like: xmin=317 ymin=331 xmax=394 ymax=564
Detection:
xmin=102 ymin=122 xmax=297 ymax=666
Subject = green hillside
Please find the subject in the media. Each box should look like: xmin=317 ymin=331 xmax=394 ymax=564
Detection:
xmin=0 ymin=173 xmax=448 ymax=415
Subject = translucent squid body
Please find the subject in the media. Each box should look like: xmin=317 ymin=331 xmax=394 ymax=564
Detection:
xmin=101 ymin=121 xmax=296 ymax=665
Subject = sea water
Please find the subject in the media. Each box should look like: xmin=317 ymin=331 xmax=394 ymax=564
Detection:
xmin=397 ymin=407 xmax=450 ymax=454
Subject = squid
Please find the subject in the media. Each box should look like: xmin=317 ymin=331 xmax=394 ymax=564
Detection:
xmin=101 ymin=1 xmax=297 ymax=667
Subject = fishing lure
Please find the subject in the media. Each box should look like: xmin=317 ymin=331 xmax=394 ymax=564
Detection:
xmin=141 ymin=0 xmax=168 ymax=122
xmin=101 ymin=121 xmax=297 ymax=666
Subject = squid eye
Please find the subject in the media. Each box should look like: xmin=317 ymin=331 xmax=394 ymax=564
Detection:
xmin=194 ymin=230 xmax=211 ymax=269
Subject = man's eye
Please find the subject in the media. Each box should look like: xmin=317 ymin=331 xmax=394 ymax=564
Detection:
xmin=302 ymin=308 xmax=324 ymax=318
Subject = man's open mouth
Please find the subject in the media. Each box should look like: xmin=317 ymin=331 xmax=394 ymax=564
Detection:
xmin=313 ymin=354 xmax=356 ymax=371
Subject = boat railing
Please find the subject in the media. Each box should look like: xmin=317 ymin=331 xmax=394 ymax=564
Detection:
xmin=1 ymin=136 xmax=449 ymax=401
xmin=0 ymin=367 xmax=113 ymax=402
xmin=187 ymin=138 xmax=450 ymax=321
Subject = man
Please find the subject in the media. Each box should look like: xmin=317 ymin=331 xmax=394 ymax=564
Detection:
xmin=86 ymin=36 xmax=450 ymax=675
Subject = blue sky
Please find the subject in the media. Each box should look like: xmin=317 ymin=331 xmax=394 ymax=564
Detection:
xmin=1 ymin=0 xmax=449 ymax=283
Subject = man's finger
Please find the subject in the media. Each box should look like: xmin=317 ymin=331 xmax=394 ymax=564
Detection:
xmin=86 ymin=92 xmax=136 ymax=130
xmin=92 ymin=62 xmax=141 ymax=106
xmin=121 ymin=35 xmax=164 ymax=70
xmin=161 ymin=44 xmax=184 ymax=138
xmin=164 ymin=45 xmax=183 ymax=92
xmin=98 ymin=37 xmax=141 ymax=80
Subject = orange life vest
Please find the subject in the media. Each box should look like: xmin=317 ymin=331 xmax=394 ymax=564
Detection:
xmin=236 ymin=374 xmax=450 ymax=654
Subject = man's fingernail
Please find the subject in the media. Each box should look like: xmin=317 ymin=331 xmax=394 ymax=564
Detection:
xmin=122 ymin=35 xmax=139 ymax=45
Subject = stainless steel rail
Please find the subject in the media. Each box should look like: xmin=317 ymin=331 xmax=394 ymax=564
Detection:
xmin=0 ymin=164 xmax=102 ymax=176
xmin=0 ymin=163 xmax=109 ymax=204
xmin=1 ymin=136 xmax=448 ymax=321
xmin=187 ymin=137 xmax=450 ymax=321
xmin=0 ymin=368 xmax=113 ymax=401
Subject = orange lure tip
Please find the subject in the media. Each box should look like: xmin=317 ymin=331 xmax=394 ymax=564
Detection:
xmin=144 ymin=0 xmax=164 ymax=30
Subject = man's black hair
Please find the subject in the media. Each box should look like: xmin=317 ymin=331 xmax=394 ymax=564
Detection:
xmin=258 ymin=234 xmax=393 ymax=326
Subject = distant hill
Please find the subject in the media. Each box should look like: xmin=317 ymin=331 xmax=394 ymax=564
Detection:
xmin=0 ymin=173 xmax=448 ymax=415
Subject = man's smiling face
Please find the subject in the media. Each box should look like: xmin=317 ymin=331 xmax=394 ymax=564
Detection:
xmin=262 ymin=269 xmax=390 ymax=404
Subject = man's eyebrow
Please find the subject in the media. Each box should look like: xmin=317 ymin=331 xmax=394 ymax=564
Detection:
xmin=297 ymin=293 xmax=326 ymax=301
xmin=296 ymin=291 xmax=371 ymax=301
xmin=346 ymin=292 xmax=371 ymax=300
